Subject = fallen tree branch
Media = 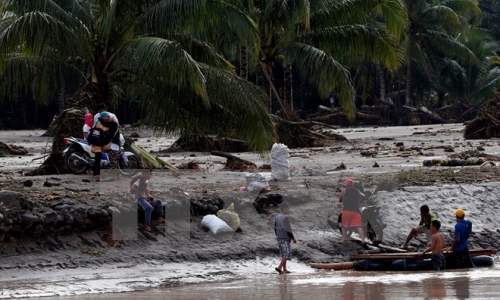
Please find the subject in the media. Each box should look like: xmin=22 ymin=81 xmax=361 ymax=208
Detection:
xmin=210 ymin=150 xmax=256 ymax=167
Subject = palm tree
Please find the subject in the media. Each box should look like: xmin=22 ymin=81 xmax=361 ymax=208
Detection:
xmin=400 ymin=0 xmax=481 ymax=106
xmin=433 ymin=28 xmax=500 ymax=106
xmin=243 ymin=0 xmax=406 ymax=120
xmin=0 ymin=0 xmax=275 ymax=153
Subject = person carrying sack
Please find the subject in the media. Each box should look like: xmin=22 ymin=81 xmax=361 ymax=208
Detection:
xmin=87 ymin=111 xmax=118 ymax=181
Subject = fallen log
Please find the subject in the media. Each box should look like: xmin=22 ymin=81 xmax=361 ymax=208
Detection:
xmin=0 ymin=141 xmax=29 ymax=155
xmin=318 ymin=105 xmax=382 ymax=121
xmin=210 ymin=151 xmax=256 ymax=167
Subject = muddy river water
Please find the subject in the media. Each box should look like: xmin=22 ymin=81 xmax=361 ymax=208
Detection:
xmin=18 ymin=263 xmax=500 ymax=300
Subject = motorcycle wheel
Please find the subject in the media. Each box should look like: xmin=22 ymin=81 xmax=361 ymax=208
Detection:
xmin=119 ymin=155 xmax=140 ymax=176
xmin=367 ymin=220 xmax=384 ymax=244
xmin=64 ymin=149 xmax=88 ymax=174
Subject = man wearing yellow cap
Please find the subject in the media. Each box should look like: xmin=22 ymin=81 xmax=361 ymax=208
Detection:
xmin=450 ymin=208 xmax=475 ymax=269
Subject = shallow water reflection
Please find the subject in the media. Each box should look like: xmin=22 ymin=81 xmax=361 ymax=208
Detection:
xmin=28 ymin=267 xmax=500 ymax=300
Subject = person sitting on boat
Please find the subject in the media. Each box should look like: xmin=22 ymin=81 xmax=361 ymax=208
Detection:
xmin=339 ymin=178 xmax=369 ymax=250
xmin=401 ymin=204 xmax=436 ymax=249
xmin=450 ymin=208 xmax=475 ymax=269
xmin=421 ymin=220 xmax=446 ymax=271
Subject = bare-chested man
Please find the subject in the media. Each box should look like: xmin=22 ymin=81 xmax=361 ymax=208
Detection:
xmin=421 ymin=220 xmax=446 ymax=271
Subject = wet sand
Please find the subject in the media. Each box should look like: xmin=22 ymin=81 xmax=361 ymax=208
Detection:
xmin=15 ymin=263 xmax=500 ymax=300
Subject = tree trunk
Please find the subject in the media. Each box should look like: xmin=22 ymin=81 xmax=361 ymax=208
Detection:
xmin=379 ymin=64 xmax=386 ymax=105
xmin=57 ymin=63 xmax=66 ymax=113
xmin=284 ymin=65 xmax=293 ymax=112
xmin=239 ymin=46 xmax=248 ymax=80
xmin=405 ymin=64 xmax=412 ymax=106
xmin=258 ymin=63 xmax=272 ymax=111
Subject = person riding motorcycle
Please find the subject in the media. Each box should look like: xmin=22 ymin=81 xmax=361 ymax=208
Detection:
xmin=339 ymin=178 xmax=370 ymax=249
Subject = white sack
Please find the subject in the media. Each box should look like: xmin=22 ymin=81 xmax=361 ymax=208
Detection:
xmin=201 ymin=214 xmax=234 ymax=234
xmin=270 ymin=143 xmax=290 ymax=180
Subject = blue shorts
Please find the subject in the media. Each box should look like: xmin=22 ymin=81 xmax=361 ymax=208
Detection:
xmin=432 ymin=253 xmax=446 ymax=271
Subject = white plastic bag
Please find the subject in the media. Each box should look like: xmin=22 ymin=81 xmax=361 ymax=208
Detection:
xmin=246 ymin=172 xmax=269 ymax=191
xmin=270 ymin=143 xmax=290 ymax=180
xmin=201 ymin=214 xmax=234 ymax=234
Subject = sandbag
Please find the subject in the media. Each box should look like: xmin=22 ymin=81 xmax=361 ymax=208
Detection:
xmin=201 ymin=214 xmax=234 ymax=234
xmin=217 ymin=203 xmax=240 ymax=231
xmin=270 ymin=143 xmax=290 ymax=180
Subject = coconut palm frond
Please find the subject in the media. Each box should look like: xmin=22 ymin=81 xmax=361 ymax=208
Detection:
xmin=114 ymin=37 xmax=208 ymax=103
xmin=281 ymin=42 xmax=356 ymax=119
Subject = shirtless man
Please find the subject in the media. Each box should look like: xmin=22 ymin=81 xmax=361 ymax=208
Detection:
xmin=421 ymin=220 xmax=446 ymax=271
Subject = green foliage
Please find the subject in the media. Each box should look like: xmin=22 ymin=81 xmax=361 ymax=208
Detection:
xmin=0 ymin=0 xmax=275 ymax=151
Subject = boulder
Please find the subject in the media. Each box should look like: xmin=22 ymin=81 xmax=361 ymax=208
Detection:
xmin=0 ymin=190 xmax=24 ymax=210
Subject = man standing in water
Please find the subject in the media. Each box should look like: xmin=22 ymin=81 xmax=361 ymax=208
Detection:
xmin=274 ymin=202 xmax=297 ymax=274
xmin=451 ymin=208 xmax=475 ymax=269
xmin=421 ymin=220 xmax=446 ymax=271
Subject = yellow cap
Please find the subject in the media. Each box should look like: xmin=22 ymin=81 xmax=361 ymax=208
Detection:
xmin=454 ymin=208 xmax=465 ymax=218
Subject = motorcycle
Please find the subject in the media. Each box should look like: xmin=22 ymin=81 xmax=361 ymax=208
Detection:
xmin=63 ymin=137 xmax=140 ymax=176
xmin=337 ymin=190 xmax=386 ymax=244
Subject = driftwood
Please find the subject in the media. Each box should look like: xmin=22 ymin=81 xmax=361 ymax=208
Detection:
xmin=317 ymin=105 xmax=382 ymax=121
xmin=464 ymin=93 xmax=500 ymax=139
xmin=210 ymin=150 xmax=256 ymax=171
xmin=0 ymin=141 xmax=29 ymax=156
xmin=403 ymin=106 xmax=448 ymax=124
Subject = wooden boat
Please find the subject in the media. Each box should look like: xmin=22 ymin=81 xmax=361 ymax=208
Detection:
xmin=310 ymin=248 xmax=497 ymax=271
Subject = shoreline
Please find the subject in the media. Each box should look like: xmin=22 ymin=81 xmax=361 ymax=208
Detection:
xmin=1 ymin=124 xmax=500 ymax=297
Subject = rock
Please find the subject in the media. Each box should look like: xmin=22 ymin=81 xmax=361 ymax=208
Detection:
xmin=0 ymin=190 xmax=24 ymax=210
xmin=411 ymin=145 xmax=422 ymax=151
xmin=20 ymin=199 xmax=35 ymax=210
xmin=22 ymin=180 xmax=33 ymax=187
xmin=54 ymin=204 xmax=72 ymax=211
xmin=21 ymin=212 xmax=38 ymax=224
xmin=423 ymin=159 xmax=441 ymax=166
xmin=44 ymin=212 xmax=59 ymax=226
xmin=100 ymin=209 xmax=109 ymax=218
xmin=477 ymin=146 xmax=485 ymax=151
xmin=395 ymin=142 xmax=404 ymax=147
xmin=373 ymin=162 xmax=380 ymax=168
xmin=107 ymin=206 xmax=121 ymax=214
xmin=87 ymin=208 xmax=102 ymax=219
xmin=424 ymin=152 xmax=435 ymax=157
xmin=444 ymin=146 xmax=454 ymax=152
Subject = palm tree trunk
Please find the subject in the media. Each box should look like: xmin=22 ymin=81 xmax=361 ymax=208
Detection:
xmin=56 ymin=63 xmax=66 ymax=113
xmin=379 ymin=64 xmax=386 ymax=105
xmin=405 ymin=64 xmax=412 ymax=106
xmin=239 ymin=46 xmax=248 ymax=80
xmin=284 ymin=65 xmax=293 ymax=111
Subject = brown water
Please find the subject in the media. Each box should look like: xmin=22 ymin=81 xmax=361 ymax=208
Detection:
xmin=24 ymin=267 xmax=500 ymax=300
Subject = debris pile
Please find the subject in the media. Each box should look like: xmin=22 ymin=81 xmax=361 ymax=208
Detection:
xmin=464 ymin=93 xmax=500 ymax=139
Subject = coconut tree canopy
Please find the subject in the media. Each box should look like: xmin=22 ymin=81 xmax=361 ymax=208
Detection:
xmin=0 ymin=0 xmax=276 ymax=152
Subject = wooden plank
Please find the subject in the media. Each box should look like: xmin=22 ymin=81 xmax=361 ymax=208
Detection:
xmin=350 ymin=248 xmax=497 ymax=260
xmin=372 ymin=243 xmax=408 ymax=253
xmin=310 ymin=262 xmax=354 ymax=270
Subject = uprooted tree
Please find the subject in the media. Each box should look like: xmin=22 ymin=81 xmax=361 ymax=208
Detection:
xmin=464 ymin=93 xmax=500 ymax=139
